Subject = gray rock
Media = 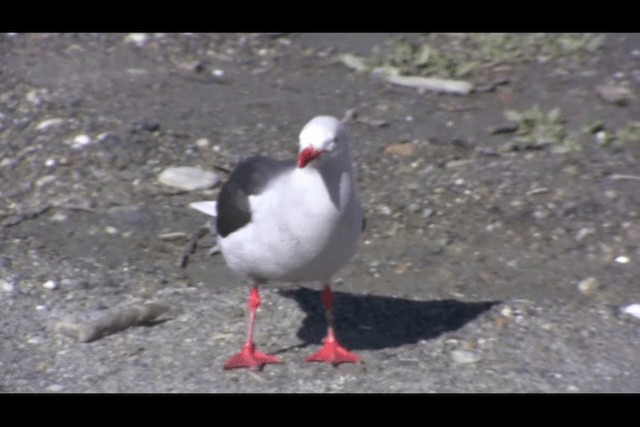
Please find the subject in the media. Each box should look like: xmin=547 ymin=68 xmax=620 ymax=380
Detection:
xmin=158 ymin=166 xmax=220 ymax=191
xmin=451 ymin=350 xmax=479 ymax=364
xmin=596 ymin=83 xmax=634 ymax=106
xmin=577 ymin=277 xmax=599 ymax=295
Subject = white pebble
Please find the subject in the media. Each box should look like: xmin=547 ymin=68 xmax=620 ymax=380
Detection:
xmin=500 ymin=306 xmax=513 ymax=317
xmin=594 ymin=130 xmax=608 ymax=144
xmin=27 ymin=337 xmax=41 ymax=344
xmin=36 ymin=118 xmax=64 ymax=130
xmin=1 ymin=279 xmax=15 ymax=292
xmin=212 ymin=69 xmax=224 ymax=77
xmin=577 ymin=277 xmax=599 ymax=295
xmin=158 ymin=166 xmax=221 ymax=191
xmin=621 ymin=303 xmax=640 ymax=319
xmin=45 ymin=158 xmax=57 ymax=167
xmin=124 ymin=33 xmax=148 ymax=47
xmin=378 ymin=205 xmax=392 ymax=216
xmin=451 ymin=350 xmax=479 ymax=364
xmin=105 ymin=226 xmax=118 ymax=235
xmin=195 ymin=138 xmax=209 ymax=148
xmin=26 ymin=89 xmax=43 ymax=105
xmin=69 ymin=134 xmax=92 ymax=149
xmin=46 ymin=384 xmax=64 ymax=392
xmin=615 ymin=255 xmax=630 ymax=264
xmin=42 ymin=280 xmax=57 ymax=290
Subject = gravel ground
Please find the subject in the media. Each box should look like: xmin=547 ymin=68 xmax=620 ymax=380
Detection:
xmin=1 ymin=33 xmax=639 ymax=393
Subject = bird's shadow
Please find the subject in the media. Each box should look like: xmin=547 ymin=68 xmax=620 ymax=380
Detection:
xmin=278 ymin=287 xmax=499 ymax=351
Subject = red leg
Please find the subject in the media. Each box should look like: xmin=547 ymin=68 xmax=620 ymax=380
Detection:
xmin=224 ymin=285 xmax=281 ymax=370
xmin=304 ymin=284 xmax=361 ymax=366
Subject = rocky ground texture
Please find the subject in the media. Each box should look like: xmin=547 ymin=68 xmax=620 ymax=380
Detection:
xmin=1 ymin=33 xmax=639 ymax=392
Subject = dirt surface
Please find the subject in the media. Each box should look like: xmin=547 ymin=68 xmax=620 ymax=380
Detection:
xmin=1 ymin=33 xmax=639 ymax=393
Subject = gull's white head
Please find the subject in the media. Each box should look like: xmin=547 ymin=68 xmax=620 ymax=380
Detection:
xmin=297 ymin=116 xmax=349 ymax=168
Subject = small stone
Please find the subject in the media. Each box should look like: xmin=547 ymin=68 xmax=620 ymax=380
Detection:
xmin=596 ymin=83 xmax=634 ymax=106
xmin=378 ymin=205 xmax=392 ymax=216
xmin=486 ymin=222 xmax=502 ymax=232
xmin=1 ymin=279 xmax=15 ymax=292
xmin=35 ymin=175 xmax=57 ymax=188
xmin=500 ymin=306 xmax=513 ymax=317
xmin=338 ymin=53 xmax=369 ymax=73
xmin=124 ymin=33 xmax=148 ymax=47
xmin=195 ymin=138 xmax=209 ymax=148
xmin=621 ymin=303 xmax=640 ymax=319
xmin=46 ymin=384 xmax=64 ymax=392
xmin=26 ymin=89 xmax=45 ymax=105
xmin=577 ymin=277 xmax=599 ymax=295
xmin=533 ymin=208 xmax=549 ymax=220
xmin=42 ymin=280 xmax=57 ymax=290
xmin=575 ymin=227 xmax=595 ymax=242
xmin=384 ymin=142 xmax=415 ymax=156
xmin=158 ymin=166 xmax=220 ymax=191
xmin=50 ymin=212 xmax=68 ymax=222
xmin=70 ymin=134 xmax=92 ymax=149
xmin=451 ymin=350 xmax=479 ymax=364
xmin=45 ymin=158 xmax=57 ymax=168
xmin=594 ymin=130 xmax=608 ymax=144
xmin=615 ymin=255 xmax=630 ymax=264
xmin=393 ymin=262 xmax=411 ymax=275
xmin=36 ymin=118 xmax=64 ymax=130
xmin=105 ymin=226 xmax=118 ymax=235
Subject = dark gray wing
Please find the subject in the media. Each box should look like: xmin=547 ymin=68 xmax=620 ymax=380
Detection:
xmin=216 ymin=155 xmax=294 ymax=238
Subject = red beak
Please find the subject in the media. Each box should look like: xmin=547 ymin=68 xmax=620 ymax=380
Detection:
xmin=297 ymin=146 xmax=324 ymax=168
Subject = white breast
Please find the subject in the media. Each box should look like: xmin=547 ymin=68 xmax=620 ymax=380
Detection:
xmin=218 ymin=165 xmax=363 ymax=284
